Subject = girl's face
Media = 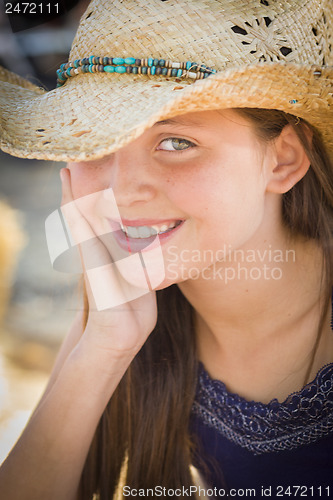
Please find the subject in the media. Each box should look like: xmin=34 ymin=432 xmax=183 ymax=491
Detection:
xmin=67 ymin=109 xmax=277 ymax=289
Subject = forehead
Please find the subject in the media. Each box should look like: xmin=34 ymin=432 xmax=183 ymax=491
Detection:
xmin=152 ymin=109 xmax=250 ymax=129
xmin=153 ymin=115 xmax=207 ymax=128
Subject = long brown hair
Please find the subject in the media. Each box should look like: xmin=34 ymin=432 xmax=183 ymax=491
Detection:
xmin=79 ymin=109 xmax=333 ymax=499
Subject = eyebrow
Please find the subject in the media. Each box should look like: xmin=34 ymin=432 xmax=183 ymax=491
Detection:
xmin=152 ymin=117 xmax=203 ymax=128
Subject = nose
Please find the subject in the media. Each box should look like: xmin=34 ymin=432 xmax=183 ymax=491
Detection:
xmin=106 ymin=148 xmax=156 ymax=208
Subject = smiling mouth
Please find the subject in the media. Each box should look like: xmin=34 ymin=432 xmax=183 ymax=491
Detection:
xmin=120 ymin=220 xmax=183 ymax=239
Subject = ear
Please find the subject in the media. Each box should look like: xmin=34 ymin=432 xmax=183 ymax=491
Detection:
xmin=266 ymin=124 xmax=311 ymax=194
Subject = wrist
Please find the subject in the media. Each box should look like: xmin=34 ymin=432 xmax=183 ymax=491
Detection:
xmin=68 ymin=336 xmax=135 ymax=395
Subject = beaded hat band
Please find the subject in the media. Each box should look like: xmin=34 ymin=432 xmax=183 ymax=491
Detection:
xmin=57 ymin=56 xmax=217 ymax=87
xmin=0 ymin=0 xmax=332 ymax=162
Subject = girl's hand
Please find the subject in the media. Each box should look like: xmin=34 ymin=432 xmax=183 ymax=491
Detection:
xmin=60 ymin=167 xmax=158 ymax=361
xmin=0 ymin=168 xmax=159 ymax=500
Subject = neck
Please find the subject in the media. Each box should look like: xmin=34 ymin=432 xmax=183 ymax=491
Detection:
xmin=178 ymin=234 xmax=332 ymax=403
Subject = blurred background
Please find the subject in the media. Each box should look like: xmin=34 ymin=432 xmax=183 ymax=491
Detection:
xmin=0 ymin=0 xmax=90 ymax=463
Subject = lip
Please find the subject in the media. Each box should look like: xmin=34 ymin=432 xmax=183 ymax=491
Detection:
xmin=107 ymin=218 xmax=185 ymax=253
xmin=120 ymin=218 xmax=183 ymax=227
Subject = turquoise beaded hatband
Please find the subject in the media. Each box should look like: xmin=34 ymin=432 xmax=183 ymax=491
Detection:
xmin=56 ymin=56 xmax=217 ymax=87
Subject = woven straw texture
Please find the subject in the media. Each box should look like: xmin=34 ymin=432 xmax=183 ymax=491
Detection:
xmin=0 ymin=0 xmax=332 ymax=161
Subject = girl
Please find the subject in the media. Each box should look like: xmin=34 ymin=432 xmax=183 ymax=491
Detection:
xmin=0 ymin=0 xmax=332 ymax=498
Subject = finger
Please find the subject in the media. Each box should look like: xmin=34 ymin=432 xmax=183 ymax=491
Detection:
xmin=59 ymin=169 xmax=155 ymax=312
xmin=60 ymin=167 xmax=71 ymax=207
xmin=60 ymin=169 xmax=114 ymax=275
xmin=60 ymin=169 xmax=95 ymax=246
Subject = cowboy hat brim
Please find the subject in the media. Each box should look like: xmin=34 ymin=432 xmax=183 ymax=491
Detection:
xmin=1 ymin=62 xmax=333 ymax=162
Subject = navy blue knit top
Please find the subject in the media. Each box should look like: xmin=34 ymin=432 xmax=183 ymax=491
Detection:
xmin=190 ymin=299 xmax=333 ymax=496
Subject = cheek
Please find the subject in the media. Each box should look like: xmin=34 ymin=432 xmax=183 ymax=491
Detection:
xmin=174 ymin=161 xmax=266 ymax=244
xmin=166 ymin=161 xmax=260 ymax=214
xmin=207 ymin=182 xmax=266 ymax=251
xmin=163 ymin=164 xmax=213 ymax=212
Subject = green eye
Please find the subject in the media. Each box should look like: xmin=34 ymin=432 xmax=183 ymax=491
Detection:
xmin=158 ymin=138 xmax=194 ymax=151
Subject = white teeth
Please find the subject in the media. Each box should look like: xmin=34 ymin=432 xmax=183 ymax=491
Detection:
xmin=121 ymin=220 xmax=180 ymax=238
xmin=137 ymin=226 xmax=152 ymax=238
xmin=125 ymin=226 xmax=139 ymax=239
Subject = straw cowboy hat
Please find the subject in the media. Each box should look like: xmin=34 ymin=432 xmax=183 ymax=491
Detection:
xmin=0 ymin=0 xmax=332 ymax=162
